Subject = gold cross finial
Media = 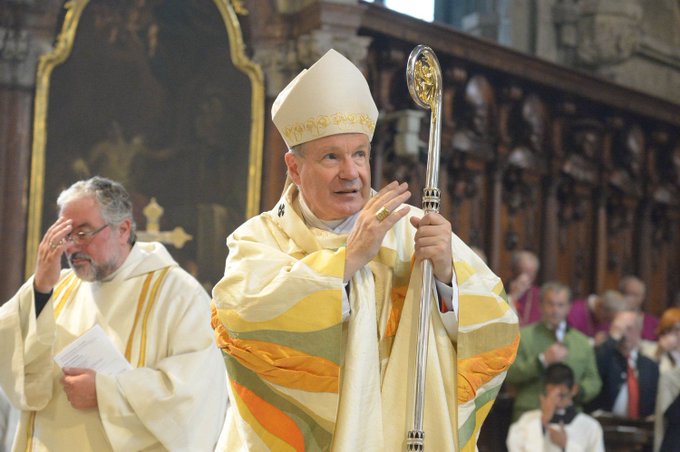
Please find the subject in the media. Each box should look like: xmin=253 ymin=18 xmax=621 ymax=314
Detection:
xmin=137 ymin=197 xmax=192 ymax=249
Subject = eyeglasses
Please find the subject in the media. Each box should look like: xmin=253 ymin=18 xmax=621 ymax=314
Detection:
xmin=65 ymin=224 xmax=110 ymax=246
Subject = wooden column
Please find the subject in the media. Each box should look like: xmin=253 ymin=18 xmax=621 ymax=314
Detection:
xmin=486 ymin=163 xmax=503 ymax=271
xmin=0 ymin=0 xmax=66 ymax=301
xmin=592 ymin=187 xmax=608 ymax=293
xmin=0 ymin=87 xmax=32 ymax=301
xmin=540 ymin=175 xmax=559 ymax=282
xmin=635 ymin=200 xmax=653 ymax=302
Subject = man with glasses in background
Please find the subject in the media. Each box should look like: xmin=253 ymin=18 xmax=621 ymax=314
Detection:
xmin=0 ymin=176 xmax=227 ymax=451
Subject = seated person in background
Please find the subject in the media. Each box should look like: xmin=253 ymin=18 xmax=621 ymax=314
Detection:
xmin=0 ymin=177 xmax=228 ymax=451
xmin=655 ymin=307 xmax=680 ymax=368
xmin=507 ymin=363 xmax=605 ymax=452
xmin=586 ymin=310 xmax=659 ymax=419
xmin=654 ymin=307 xmax=680 ymax=451
xmin=568 ymin=290 xmax=628 ymax=346
xmin=506 ymin=282 xmax=601 ymax=421
xmin=507 ymin=250 xmax=542 ymax=326
xmin=619 ymin=275 xmax=659 ymax=341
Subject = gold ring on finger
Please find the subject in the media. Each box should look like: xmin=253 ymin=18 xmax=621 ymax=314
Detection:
xmin=49 ymin=241 xmax=57 ymax=249
xmin=375 ymin=206 xmax=391 ymax=222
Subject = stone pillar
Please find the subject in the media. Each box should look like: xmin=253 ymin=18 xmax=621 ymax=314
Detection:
xmin=0 ymin=0 xmax=62 ymax=301
xmin=576 ymin=0 xmax=643 ymax=68
xmin=552 ymin=0 xmax=580 ymax=65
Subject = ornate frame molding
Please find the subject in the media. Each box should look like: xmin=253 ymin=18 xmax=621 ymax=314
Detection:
xmin=25 ymin=0 xmax=264 ymax=277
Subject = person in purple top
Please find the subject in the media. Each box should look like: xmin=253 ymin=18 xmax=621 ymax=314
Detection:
xmin=568 ymin=290 xmax=628 ymax=346
xmin=619 ymin=275 xmax=660 ymax=341
xmin=507 ymin=250 xmax=542 ymax=326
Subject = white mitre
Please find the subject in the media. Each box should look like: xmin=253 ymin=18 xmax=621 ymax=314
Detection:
xmin=271 ymin=49 xmax=379 ymax=148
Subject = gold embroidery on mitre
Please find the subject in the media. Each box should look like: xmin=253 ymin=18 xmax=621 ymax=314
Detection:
xmin=283 ymin=112 xmax=375 ymax=143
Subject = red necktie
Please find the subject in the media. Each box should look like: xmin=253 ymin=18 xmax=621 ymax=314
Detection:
xmin=627 ymin=356 xmax=639 ymax=419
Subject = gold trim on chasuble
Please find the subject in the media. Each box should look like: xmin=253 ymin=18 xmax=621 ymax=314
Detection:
xmin=26 ymin=273 xmax=81 ymax=449
xmin=126 ymin=267 xmax=171 ymax=366
xmin=24 ymin=0 xmax=264 ymax=277
xmin=24 ymin=268 xmax=169 ymax=449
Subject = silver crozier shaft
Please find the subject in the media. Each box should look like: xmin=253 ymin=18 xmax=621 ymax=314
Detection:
xmin=405 ymin=45 xmax=443 ymax=452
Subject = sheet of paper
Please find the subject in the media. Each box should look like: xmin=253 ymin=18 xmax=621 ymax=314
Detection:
xmin=54 ymin=324 xmax=132 ymax=375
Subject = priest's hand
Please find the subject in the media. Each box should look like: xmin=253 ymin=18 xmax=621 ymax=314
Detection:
xmin=61 ymin=367 xmax=98 ymax=410
xmin=344 ymin=181 xmax=411 ymax=282
xmin=34 ymin=217 xmax=73 ymax=293
xmin=409 ymin=212 xmax=453 ymax=283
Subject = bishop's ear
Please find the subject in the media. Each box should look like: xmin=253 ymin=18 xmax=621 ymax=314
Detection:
xmin=284 ymin=152 xmax=302 ymax=186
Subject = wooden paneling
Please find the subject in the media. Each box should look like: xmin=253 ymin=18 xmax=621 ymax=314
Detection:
xmin=356 ymin=3 xmax=680 ymax=312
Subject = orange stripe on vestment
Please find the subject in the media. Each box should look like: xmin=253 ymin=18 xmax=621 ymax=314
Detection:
xmin=212 ymin=305 xmax=339 ymax=393
xmin=456 ymin=334 xmax=520 ymax=403
xmin=384 ymin=285 xmax=408 ymax=338
xmin=231 ymin=380 xmax=304 ymax=452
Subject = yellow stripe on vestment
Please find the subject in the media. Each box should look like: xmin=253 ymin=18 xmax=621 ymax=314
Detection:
xmin=219 ymin=289 xmax=342 ymax=334
xmin=460 ymin=398 xmax=495 ymax=452
xmin=454 ymin=261 xmax=507 ymax=298
xmin=53 ymin=271 xmax=76 ymax=296
xmin=231 ymin=381 xmax=304 ymax=452
xmin=492 ymin=280 xmax=507 ymax=298
xmin=125 ymin=272 xmax=155 ymax=362
xmin=24 ymin=411 xmax=36 ymax=452
xmin=137 ymin=267 xmax=170 ymax=367
xmin=222 ymin=336 xmax=339 ymax=393
xmin=453 ymin=260 xmax=477 ymax=286
xmin=53 ymin=273 xmax=80 ymax=318
xmin=458 ymin=293 xmax=511 ymax=327
xmin=300 ymin=248 xmax=345 ymax=278
xmin=457 ymin=317 xmax=520 ymax=359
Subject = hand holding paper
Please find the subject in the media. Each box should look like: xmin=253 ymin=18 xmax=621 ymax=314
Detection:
xmin=54 ymin=324 xmax=132 ymax=375
xmin=54 ymin=325 xmax=132 ymax=411
xmin=61 ymin=368 xmax=98 ymax=409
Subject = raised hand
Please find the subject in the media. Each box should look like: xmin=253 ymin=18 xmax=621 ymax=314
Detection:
xmin=409 ymin=212 xmax=453 ymax=283
xmin=539 ymin=386 xmax=559 ymax=427
xmin=34 ymin=217 xmax=72 ymax=293
xmin=344 ymin=181 xmax=411 ymax=282
xmin=546 ymin=422 xmax=567 ymax=449
xmin=543 ymin=342 xmax=569 ymax=364
xmin=508 ymin=272 xmax=532 ymax=301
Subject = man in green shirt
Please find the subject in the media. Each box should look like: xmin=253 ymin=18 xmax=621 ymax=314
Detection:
xmin=507 ymin=281 xmax=602 ymax=421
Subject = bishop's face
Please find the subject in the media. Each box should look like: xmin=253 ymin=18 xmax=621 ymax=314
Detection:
xmin=285 ymin=133 xmax=372 ymax=220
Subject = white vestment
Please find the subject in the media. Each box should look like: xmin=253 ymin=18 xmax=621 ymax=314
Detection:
xmin=507 ymin=410 xmax=605 ymax=452
xmin=0 ymin=242 xmax=227 ymax=451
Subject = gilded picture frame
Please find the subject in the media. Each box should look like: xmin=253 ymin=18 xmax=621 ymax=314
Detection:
xmin=25 ymin=0 xmax=264 ymax=287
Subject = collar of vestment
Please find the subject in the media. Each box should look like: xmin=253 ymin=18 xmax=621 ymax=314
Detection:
xmin=90 ymin=241 xmax=177 ymax=285
xmin=271 ymin=183 xmax=404 ymax=269
xmin=297 ymin=186 xmax=359 ymax=233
